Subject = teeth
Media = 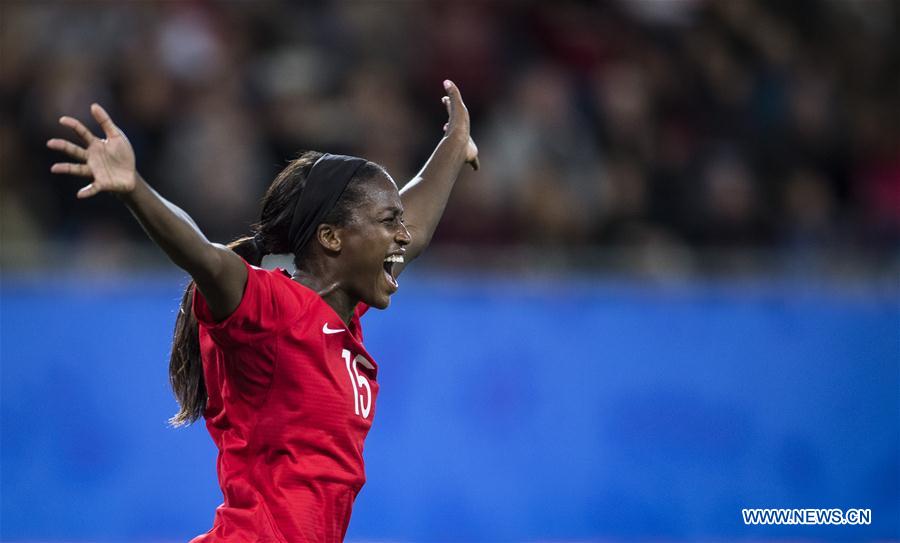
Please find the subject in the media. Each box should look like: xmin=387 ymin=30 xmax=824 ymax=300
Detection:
xmin=384 ymin=255 xmax=404 ymax=263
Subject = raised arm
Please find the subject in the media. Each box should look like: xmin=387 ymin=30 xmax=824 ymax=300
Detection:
xmin=47 ymin=104 xmax=246 ymax=321
xmin=393 ymin=80 xmax=479 ymax=277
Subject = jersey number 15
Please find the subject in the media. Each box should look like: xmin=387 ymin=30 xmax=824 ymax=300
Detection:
xmin=342 ymin=349 xmax=372 ymax=419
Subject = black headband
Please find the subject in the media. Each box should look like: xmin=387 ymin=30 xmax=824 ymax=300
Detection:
xmin=288 ymin=153 xmax=367 ymax=255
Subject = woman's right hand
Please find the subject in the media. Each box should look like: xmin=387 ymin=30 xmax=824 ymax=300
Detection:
xmin=47 ymin=103 xmax=137 ymax=198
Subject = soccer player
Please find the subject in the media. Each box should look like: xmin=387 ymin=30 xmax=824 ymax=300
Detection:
xmin=47 ymin=80 xmax=478 ymax=542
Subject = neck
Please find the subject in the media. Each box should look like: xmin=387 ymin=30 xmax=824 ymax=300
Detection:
xmin=291 ymin=269 xmax=357 ymax=325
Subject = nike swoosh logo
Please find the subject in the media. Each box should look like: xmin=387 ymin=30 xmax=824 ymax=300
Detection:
xmin=322 ymin=323 xmax=346 ymax=334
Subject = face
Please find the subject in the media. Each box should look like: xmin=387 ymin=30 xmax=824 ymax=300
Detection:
xmin=334 ymin=172 xmax=411 ymax=309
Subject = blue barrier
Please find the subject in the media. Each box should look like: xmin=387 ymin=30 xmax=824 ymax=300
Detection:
xmin=2 ymin=273 xmax=897 ymax=541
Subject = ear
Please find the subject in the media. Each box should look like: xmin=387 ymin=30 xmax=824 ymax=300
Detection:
xmin=316 ymin=224 xmax=342 ymax=253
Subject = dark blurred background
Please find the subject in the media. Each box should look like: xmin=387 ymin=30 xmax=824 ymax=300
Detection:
xmin=1 ymin=1 xmax=898 ymax=542
xmin=2 ymin=0 xmax=897 ymax=276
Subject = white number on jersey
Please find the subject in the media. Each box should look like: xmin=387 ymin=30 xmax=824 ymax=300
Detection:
xmin=342 ymin=349 xmax=372 ymax=419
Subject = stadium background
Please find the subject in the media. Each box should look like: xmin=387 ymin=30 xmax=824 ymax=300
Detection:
xmin=1 ymin=1 xmax=897 ymax=542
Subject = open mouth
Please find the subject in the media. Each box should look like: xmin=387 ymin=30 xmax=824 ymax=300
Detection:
xmin=382 ymin=254 xmax=403 ymax=292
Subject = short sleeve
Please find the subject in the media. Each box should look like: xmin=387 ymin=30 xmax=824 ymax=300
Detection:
xmin=193 ymin=259 xmax=304 ymax=347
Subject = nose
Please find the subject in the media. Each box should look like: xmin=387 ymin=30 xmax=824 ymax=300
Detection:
xmin=396 ymin=222 xmax=411 ymax=246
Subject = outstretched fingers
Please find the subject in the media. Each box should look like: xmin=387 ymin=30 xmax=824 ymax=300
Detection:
xmin=51 ymin=162 xmax=91 ymax=177
xmin=49 ymin=128 xmax=97 ymax=197
xmin=59 ymin=115 xmax=97 ymax=145
xmin=443 ymin=79 xmax=464 ymax=110
xmin=76 ymin=183 xmax=100 ymax=199
xmin=443 ymin=79 xmax=460 ymax=98
xmin=440 ymin=79 xmax=477 ymax=170
xmin=47 ymin=138 xmax=87 ymax=161
xmin=90 ymin=103 xmax=119 ymax=139
xmin=441 ymin=79 xmax=471 ymax=135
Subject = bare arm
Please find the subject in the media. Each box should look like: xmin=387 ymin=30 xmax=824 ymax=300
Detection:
xmin=48 ymin=104 xmax=246 ymax=321
xmin=394 ymin=80 xmax=479 ymax=276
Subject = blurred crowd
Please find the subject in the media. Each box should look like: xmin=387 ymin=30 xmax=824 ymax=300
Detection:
xmin=1 ymin=0 xmax=897 ymax=275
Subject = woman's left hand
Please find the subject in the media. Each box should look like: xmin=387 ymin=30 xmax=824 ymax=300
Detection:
xmin=442 ymin=80 xmax=479 ymax=171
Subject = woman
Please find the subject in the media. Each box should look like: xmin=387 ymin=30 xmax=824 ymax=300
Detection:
xmin=48 ymin=80 xmax=478 ymax=542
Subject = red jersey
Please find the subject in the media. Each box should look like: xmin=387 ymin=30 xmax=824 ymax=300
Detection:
xmin=190 ymin=261 xmax=378 ymax=542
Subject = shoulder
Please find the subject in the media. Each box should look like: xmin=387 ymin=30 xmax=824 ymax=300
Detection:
xmin=250 ymin=265 xmax=317 ymax=313
xmin=195 ymin=264 xmax=312 ymax=335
